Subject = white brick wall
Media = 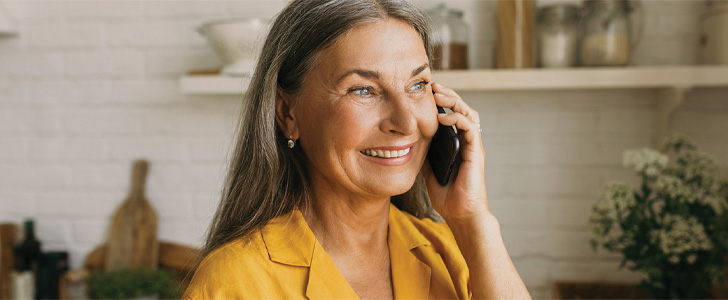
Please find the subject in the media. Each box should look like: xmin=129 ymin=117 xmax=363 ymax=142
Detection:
xmin=63 ymin=1 xmax=144 ymax=19
xmin=0 ymin=52 xmax=62 ymax=77
xmin=1 ymin=0 xmax=726 ymax=297
xmin=64 ymin=50 xmax=144 ymax=77
xmin=26 ymin=22 xmax=104 ymax=49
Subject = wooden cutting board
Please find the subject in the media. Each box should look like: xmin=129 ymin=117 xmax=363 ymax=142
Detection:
xmin=104 ymin=159 xmax=159 ymax=271
xmin=0 ymin=224 xmax=17 ymax=300
xmin=495 ymin=0 xmax=536 ymax=69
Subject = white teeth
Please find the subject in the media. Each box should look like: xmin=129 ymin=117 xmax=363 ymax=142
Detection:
xmin=361 ymin=147 xmax=412 ymax=158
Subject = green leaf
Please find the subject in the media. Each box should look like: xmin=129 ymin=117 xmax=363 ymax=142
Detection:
xmin=85 ymin=267 xmax=181 ymax=299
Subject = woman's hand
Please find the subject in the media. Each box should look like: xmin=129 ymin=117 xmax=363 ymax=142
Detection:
xmin=423 ymin=82 xmax=489 ymax=223
xmin=422 ymin=83 xmax=531 ymax=299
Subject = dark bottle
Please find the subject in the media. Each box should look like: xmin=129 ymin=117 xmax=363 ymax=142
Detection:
xmin=13 ymin=219 xmax=42 ymax=299
xmin=37 ymin=252 xmax=69 ymax=299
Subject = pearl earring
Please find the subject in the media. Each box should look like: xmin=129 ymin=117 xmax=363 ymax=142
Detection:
xmin=287 ymin=135 xmax=295 ymax=148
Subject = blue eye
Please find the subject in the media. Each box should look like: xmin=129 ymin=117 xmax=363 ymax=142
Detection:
xmin=351 ymin=86 xmax=373 ymax=97
xmin=410 ymin=80 xmax=430 ymax=92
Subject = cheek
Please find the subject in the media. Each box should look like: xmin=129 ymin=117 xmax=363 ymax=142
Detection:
xmin=418 ymin=101 xmax=439 ymax=140
xmin=300 ymin=101 xmax=375 ymax=154
xmin=333 ymin=105 xmax=382 ymax=148
xmin=297 ymin=101 xmax=333 ymax=152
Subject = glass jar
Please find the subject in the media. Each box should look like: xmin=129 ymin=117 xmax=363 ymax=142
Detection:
xmin=425 ymin=3 xmax=469 ymax=70
xmin=698 ymin=1 xmax=728 ymax=64
xmin=580 ymin=0 xmax=643 ymax=67
xmin=537 ymin=4 xmax=581 ymax=68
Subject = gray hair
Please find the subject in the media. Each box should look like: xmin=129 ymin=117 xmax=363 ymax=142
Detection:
xmin=200 ymin=0 xmax=436 ymax=265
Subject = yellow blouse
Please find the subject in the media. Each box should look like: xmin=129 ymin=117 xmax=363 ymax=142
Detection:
xmin=183 ymin=203 xmax=471 ymax=299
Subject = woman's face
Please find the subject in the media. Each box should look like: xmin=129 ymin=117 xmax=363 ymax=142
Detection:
xmin=292 ymin=18 xmax=438 ymax=199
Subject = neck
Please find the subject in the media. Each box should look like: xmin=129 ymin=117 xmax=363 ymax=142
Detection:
xmin=302 ymin=176 xmax=391 ymax=256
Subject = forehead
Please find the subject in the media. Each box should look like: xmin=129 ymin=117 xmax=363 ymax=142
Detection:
xmin=319 ymin=18 xmax=428 ymax=75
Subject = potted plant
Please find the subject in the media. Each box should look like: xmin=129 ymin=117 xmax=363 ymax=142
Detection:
xmin=85 ymin=267 xmax=181 ymax=299
xmin=589 ymin=135 xmax=728 ymax=299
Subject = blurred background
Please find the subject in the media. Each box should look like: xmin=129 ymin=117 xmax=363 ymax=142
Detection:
xmin=1 ymin=0 xmax=727 ymax=299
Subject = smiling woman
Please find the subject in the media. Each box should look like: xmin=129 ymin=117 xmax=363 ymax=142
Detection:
xmin=282 ymin=18 xmax=438 ymax=203
xmin=182 ymin=0 xmax=530 ymax=299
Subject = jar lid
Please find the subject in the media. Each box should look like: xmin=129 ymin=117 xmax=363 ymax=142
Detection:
xmin=538 ymin=4 xmax=580 ymax=18
xmin=700 ymin=5 xmax=728 ymax=20
xmin=584 ymin=0 xmax=634 ymax=13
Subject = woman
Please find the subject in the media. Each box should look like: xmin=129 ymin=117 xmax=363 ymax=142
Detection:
xmin=183 ymin=0 xmax=530 ymax=299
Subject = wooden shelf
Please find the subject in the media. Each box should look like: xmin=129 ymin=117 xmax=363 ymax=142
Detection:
xmin=0 ymin=27 xmax=17 ymax=36
xmin=436 ymin=65 xmax=728 ymax=91
xmin=179 ymin=66 xmax=728 ymax=95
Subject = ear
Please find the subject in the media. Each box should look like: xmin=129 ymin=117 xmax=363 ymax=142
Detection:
xmin=275 ymin=88 xmax=298 ymax=140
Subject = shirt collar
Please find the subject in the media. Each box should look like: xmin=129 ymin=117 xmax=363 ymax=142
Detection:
xmin=260 ymin=208 xmax=316 ymax=267
xmin=259 ymin=203 xmax=434 ymax=299
xmin=387 ymin=203 xmax=433 ymax=299
xmin=387 ymin=202 xmax=432 ymax=250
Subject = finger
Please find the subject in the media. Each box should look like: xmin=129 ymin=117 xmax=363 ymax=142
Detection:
xmin=432 ymin=83 xmax=480 ymax=124
xmin=431 ymin=82 xmax=458 ymax=97
xmin=437 ymin=113 xmax=481 ymax=148
xmin=437 ymin=112 xmax=486 ymax=163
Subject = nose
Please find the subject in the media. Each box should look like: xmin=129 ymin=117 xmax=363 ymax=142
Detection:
xmin=380 ymin=91 xmax=418 ymax=136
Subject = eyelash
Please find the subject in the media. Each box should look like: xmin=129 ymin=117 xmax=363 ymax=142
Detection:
xmin=410 ymin=80 xmax=430 ymax=92
xmin=349 ymin=86 xmax=373 ymax=97
xmin=349 ymin=80 xmax=430 ymax=97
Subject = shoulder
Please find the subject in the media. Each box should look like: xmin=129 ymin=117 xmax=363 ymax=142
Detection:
xmin=182 ymin=230 xmax=272 ymax=299
xmin=195 ymin=229 xmax=270 ymax=272
xmin=183 ymin=210 xmax=313 ymax=299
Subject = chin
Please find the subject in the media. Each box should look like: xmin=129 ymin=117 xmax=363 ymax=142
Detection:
xmin=366 ymin=170 xmax=419 ymax=197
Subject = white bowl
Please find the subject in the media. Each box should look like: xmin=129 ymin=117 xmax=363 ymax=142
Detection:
xmin=198 ymin=18 xmax=270 ymax=76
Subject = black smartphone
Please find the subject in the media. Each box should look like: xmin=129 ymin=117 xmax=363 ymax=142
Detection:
xmin=427 ymin=106 xmax=461 ymax=186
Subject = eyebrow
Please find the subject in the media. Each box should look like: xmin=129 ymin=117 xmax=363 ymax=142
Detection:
xmin=335 ymin=63 xmax=430 ymax=85
xmin=410 ymin=63 xmax=429 ymax=78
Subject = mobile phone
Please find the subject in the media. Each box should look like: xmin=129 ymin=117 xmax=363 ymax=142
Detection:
xmin=427 ymin=106 xmax=461 ymax=186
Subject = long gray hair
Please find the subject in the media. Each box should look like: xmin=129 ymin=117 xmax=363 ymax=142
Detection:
xmin=200 ymin=0 xmax=436 ymax=263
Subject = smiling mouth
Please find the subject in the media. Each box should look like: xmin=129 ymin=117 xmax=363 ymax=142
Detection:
xmin=360 ymin=147 xmax=411 ymax=158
